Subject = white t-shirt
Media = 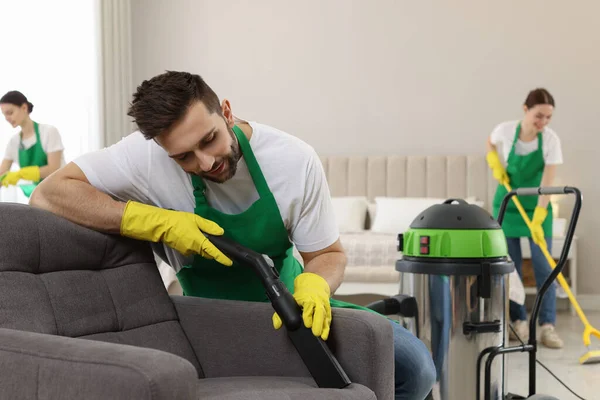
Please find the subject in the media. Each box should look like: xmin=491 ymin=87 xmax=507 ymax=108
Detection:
xmin=4 ymin=123 xmax=66 ymax=166
xmin=73 ymin=121 xmax=339 ymax=273
xmin=489 ymin=120 xmax=563 ymax=165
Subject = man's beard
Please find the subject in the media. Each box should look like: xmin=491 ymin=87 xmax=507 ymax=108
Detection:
xmin=200 ymin=126 xmax=241 ymax=183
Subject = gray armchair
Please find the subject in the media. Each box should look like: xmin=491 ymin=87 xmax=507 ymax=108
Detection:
xmin=0 ymin=203 xmax=394 ymax=399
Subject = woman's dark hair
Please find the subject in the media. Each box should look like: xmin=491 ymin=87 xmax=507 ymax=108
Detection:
xmin=0 ymin=91 xmax=34 ymax=113
xmin=524 ymin=88 xmax=554 ymax=109
xmin=0 ymin=90 xmax=33 ymax=113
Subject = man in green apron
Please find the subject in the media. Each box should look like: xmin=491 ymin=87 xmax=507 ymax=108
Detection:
xmin=31 ymin=71 xmax=436 ymax=399
xmin=487 ymin=88 xmax=564 ymax=349
xmin=1 ymin=121 xmax=47 ymax=197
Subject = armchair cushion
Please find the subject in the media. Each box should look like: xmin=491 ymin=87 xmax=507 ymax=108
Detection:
xmin=0 ymin=327 xmax=197 ymax=400
xmin=173 ymin=296 xmax=394 ymax=400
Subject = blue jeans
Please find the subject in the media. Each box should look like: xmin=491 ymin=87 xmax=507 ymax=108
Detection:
xmin=390 ymin=320 xmax=437 ymax=400
xmin=506 ymin=237 xmax=556 ymax=325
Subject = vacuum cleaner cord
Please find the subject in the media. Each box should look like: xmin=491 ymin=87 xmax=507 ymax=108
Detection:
xmin=508 ymin=323 xmax=587 ymax=400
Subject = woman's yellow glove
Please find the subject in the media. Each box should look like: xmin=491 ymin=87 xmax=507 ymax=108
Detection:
xmin=486 ymin=151 xmax=509 ymax=185
xmin=530 ymin=206 xmax=548 ymax=246
xmin=272 ymin=272 xmax=332 ymax=340
xmin=120 ymin=200 xmax=233 ymax=266
xmin=1 ymin=166 xmax=40 ymax=187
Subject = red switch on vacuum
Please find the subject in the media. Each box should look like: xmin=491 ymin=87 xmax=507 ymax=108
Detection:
xmin=420 ymin=235 xmax=430 ymax=255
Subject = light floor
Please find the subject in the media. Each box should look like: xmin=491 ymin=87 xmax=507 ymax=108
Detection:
xmin=333 ymin=293 xmax=598 ymax=399
xmin=504 ymin=311 xmax=600 ymax=399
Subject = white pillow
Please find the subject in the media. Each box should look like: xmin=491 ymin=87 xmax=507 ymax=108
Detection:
xmin=331 ymin=196 xmax=369 ymax=233
xmin=370 ymin=197 xmax=446 ymax=234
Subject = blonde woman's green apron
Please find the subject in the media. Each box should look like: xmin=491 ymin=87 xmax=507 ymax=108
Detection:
xmin=492 ymin=123 xmax=552 ymax=238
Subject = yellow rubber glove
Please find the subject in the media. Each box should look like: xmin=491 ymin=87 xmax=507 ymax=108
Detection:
xmin=120 ymin=201 xmax=233 ymax=266
xmin=486 ymin=150 xmax=509 ymax=185
xmin=272 ymin=272 xmax=332 ymax=340
xmin=530 ymin=206 xmax=548 ymax=247
xmin=1 ymin=166 xmax=40 ymax=187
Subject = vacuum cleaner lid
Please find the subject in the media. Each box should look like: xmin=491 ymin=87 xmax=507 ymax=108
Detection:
xmin=409 ymin=198 xmax=500 ymax=230
xmin=396 ymin=199 xmax=514 ymax=276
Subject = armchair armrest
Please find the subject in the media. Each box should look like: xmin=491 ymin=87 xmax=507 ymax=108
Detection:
xmin=0 ymin=328 xmax=197 ymax=400
xmin=172 ymin=295 xmax=394 ymax=400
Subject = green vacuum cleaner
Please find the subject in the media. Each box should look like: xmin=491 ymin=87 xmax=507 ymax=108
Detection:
xmin=394 ymin=197 xmax=515 ymax=400
xmin=371 ymin=187 xmax=581 ymax=400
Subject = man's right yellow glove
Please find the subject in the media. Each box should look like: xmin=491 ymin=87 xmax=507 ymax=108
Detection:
xmin=486 ymin=150 xmax=509 ymax=185
xmin=272 ymin=272 xmax=332 ymax=340
xmin=120 ymin=201 xmax=233 ymax=266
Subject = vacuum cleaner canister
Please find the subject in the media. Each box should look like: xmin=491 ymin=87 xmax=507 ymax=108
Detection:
xmin=396 ymin=198 xmax=514 ymax=400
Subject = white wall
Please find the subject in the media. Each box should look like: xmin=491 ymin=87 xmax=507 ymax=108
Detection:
xmin=0 ymin=0 xmax=102 ymax=164
xmin=131 ymin=0 xmax=599 ymax=295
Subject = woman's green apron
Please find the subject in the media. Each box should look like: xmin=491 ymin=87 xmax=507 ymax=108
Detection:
xmin=492 ymin=123 xmax=552 ymax=238
xmin=18 ymin=121 xmax=47 ymax=198
xmin=176 ymin=126 xmax=376 ymax=315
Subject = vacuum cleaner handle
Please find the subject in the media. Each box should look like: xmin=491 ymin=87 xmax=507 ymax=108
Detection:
xmin=514 ymin=187 xmax=571 ymax=196
xmin=204 ymin=233 xmax=351 ymax=389
xmin=488 ymin=186 xmax=582 ymax=399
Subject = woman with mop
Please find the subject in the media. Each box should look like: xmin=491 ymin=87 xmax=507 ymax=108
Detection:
xmin=486 ymin=88 xmax=564 ymax=349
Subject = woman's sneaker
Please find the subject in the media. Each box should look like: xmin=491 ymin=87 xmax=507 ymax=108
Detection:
xmin=540 ymin=324 xmax=564 ymax=348
xmin=509 ymin=320 xmax=529 ymax=342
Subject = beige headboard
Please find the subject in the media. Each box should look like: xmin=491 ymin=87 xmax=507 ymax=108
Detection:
xmin=319 ymin=155 xmax=496 ymax=212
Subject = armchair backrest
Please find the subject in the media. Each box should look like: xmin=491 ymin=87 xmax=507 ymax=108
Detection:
xmin=0 ymin=203 xmax=202 ymax=375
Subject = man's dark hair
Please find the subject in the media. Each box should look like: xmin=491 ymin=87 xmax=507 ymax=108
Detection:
xmin=127 ymin=71 xmax=222 ymax=139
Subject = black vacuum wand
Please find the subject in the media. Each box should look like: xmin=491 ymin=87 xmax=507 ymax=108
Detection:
xmin=204 ymin=233 xmax=351 ymax=389
xmin=481 ymin=186 xmax=582 ymax=400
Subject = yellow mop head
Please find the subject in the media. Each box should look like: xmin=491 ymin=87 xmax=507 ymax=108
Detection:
xmin=580 ymin=350 xmax=600 ymax=364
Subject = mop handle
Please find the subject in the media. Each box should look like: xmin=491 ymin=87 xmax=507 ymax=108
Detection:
xmin=503 ymin=182 xmax=592 ymax=329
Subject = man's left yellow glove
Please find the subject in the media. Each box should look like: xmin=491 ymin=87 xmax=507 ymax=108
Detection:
xmin=530 ymin=206 xmax=548 ymax=247
xmin=1 ymin=166 xmax=40 ymax=187
xmin=272 ymin=272 xmax=332 ymax=340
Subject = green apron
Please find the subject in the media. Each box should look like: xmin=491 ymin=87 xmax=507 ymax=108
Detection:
xmin=176 ymin=125 xmax=373 ymax=314
xmin=18 ymin=121 xmax=47 ymax=198
xmin=492 ymin=123 xmax=552 ymax=238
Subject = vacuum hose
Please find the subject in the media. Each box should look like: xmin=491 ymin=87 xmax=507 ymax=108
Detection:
xmin=205 ymin=233 xmax=351 ymax=389
xmin=204 ymin=234 xmax=303 ymax=330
